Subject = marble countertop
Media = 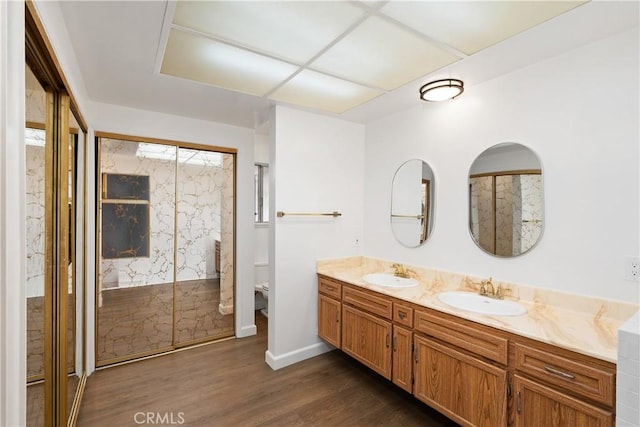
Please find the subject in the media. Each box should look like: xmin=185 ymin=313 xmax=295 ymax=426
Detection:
xmin=317 ymin=257 xmax=639 ymax=364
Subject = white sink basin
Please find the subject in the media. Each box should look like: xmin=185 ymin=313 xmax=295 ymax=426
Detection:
xmin=437 ymin=291 xmax=527 ymax=316
xmin=362 ymin=273 xmax=418 ymax=288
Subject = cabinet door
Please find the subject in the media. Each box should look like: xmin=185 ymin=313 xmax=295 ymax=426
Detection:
xmin=513 ymin=375 xmax=613 ymax=427
xmin=414 ymin=335 xmax=507 ymax=427
xmin=392 ymin=326 xmax=413 ymax=393
xmin=318 ymin=294 xmax=341 ymax=348
xmin=342 ymin=305 xmax=392 ymax=379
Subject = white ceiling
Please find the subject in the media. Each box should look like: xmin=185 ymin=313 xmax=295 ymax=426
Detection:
xmin=58 ymin=1 xmax=639 ymax=129
xmin=159 ymin=1 xmax=582 ymax=113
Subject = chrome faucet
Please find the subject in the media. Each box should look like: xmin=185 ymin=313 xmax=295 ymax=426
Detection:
xmin=478 ymin=277 xmax=504 ymax=299
xmin=391 ymin=263 xmax=412 ymax=278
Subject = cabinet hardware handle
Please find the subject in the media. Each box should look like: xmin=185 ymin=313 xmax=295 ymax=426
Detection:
xmin=393 ymin=336 xmax=397 ymax=351
xmin=544 ymin=365 xmax=576 ymax=380
xmin=386 ymin=333 xmax=390 ymax=348
xmin=507 ymin=381 xmax=512 ymax=399
xmin=325 ymin=285 xmax=335 ymax=291
xmin=335 ymin=312 xmax=339 ymax=323
xmin=516 ymin=391 xmax=521 ymax=413
xmin=398 ymin=311 xmax=407 ymax=319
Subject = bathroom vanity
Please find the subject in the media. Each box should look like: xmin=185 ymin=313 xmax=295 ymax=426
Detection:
xmin=317 ymin=258 xmax=636 ymax=427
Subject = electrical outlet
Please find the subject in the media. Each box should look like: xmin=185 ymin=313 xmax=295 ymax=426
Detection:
xmin=624 ymin=257 xmax=640 ymax=282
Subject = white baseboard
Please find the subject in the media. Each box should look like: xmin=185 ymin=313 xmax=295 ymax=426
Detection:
xmin=265 ymin=342 xmax=335 ymax=370
xmin=236 ymin=324 xmax=257 ymax=338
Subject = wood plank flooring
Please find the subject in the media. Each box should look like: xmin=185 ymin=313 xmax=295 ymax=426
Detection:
xmin=77 ymin=313 xmax=459 ymax=426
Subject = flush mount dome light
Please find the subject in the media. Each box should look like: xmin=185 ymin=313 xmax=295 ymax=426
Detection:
xmin=419 ymin=78 xmax=464 ymax=102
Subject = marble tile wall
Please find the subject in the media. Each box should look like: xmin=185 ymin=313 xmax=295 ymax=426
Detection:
xmin=176 ymin=149 xmax=222 ymax=282
xmin=25 ymin=76 xmax=45 ymax=123
xmin=617 ymin=312 xmax=640 ymax=426
xmin=495 ymin=175 xmax=515 ymax=256
xmin=219 ymin=153 xmax=234 ymax=315
xmin=470 ymin=174 xmax=543 ymax=256
xmin=470 ymin=176 xmax=494 ymax=252
xmin=519 ymin=174 xmax=543 ymax=253
xmin=100 ymin=138 xmax=176 ymax=287
xmin=26 ymin=140 xmax=45 ymax=297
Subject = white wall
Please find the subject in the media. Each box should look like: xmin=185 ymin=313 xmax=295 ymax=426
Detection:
xmin=267 ymin=106 xmax=364 ymax=369
xmin=364 ymin=26 xmax=639 ymax=303
xmin=0 ymin=2 xmax=26 ymax=425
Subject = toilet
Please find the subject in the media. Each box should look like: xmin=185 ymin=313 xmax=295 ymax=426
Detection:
xmin=254 ymin=282 xmax=269 ymax=317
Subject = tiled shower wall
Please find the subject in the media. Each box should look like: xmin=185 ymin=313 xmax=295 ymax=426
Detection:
xmin=25 ymin=71 xmax=46 ymax=297
xmin=518 ymin=174 xmax=543 ymax=254
xmin=26 ymin=142 xmax=45 ymax=297
xmin=219 ymin=153 xmax=234 ymax=314
xmin=176 ymin=149 xmax=223 ymax=282
xmin=470 ymin=174 xmax=542 ymax=256
xmin=617 ymin=312 xmax=640 ymax=427
xmin=100 ymin=138 xmax=177 ymax=287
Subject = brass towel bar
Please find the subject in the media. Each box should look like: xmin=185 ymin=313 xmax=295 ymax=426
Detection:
xmin=391 ymin=214 xmax=424 ymax=219
xmin=276 ymin=211 xmax=342 ymax=218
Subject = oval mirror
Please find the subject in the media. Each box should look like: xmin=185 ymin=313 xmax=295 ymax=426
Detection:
xmin=468 ymin=143 xmax=544 ymax=257
xmin=391 ymin=159 xmax=435 ymax=247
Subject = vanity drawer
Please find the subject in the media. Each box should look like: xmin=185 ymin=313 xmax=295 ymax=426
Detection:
xmin=343 ymin=286 xmax=393 ymax=320
xmin=318 ymin=276 xmax=342 ymax=300
xmin=393 ymin=303 xmax=413 ymax=328
xmin=514 ymin=343 xmax=614 ymax=406
xmin=414 ymin=309 xmax=508 ymax=365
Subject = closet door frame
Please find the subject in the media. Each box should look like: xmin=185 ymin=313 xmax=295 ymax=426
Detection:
xmin=94 ymin=131 xmax=238 ymax=367
xmin=25 ymin=2 xmax=88 ymax=425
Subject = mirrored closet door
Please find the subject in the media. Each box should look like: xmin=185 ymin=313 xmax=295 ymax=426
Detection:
xmin=25 ymin=3 xmax=87 ymax=424
xmin=96 ymin=135 xmax=236 ymax=367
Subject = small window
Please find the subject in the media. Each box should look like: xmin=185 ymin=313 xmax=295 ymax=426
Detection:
xmin=254 ymin=163 xmax=269 ymax=223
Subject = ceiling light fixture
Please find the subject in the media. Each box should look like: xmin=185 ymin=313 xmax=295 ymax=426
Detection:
xmin=419 ymin=78 xmax=464 ymax=102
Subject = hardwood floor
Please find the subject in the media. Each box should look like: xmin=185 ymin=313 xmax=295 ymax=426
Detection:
xmin=78 ymin=313 xmax=459 ymax=426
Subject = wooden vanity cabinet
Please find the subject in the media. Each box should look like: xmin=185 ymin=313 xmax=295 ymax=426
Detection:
xmin=414 ymin=335 xmax=508 ymax=427
xmin=342 ymin=304 xmax=392 ymax=379
xmin=318 ymin=294 xmax=341 ymax=347
xmin=392 ymin=325 xmax=413 ymax=393
xmin=512 ymin=340 xmax=616 ymax=427
xmin=513 ymin=375 xmax=613 ymax=427
xmin=316 ymin=275 xmax=617 ymax=427
xmin=413 ymin=308 xmax=509 ymax=427
xmin=341 ymin=286 xmax=394 ymax=379
xmin=317 ymin=276 xmax=342 ymax=348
